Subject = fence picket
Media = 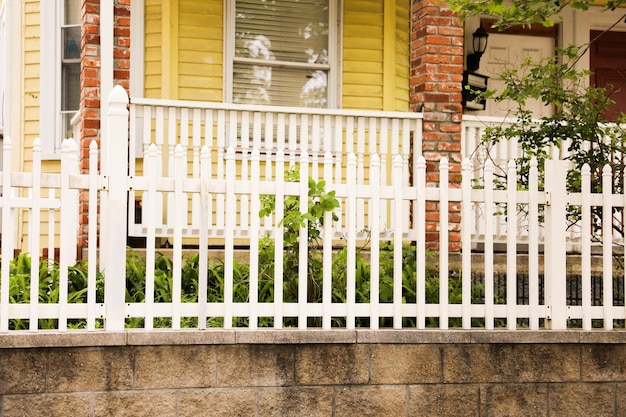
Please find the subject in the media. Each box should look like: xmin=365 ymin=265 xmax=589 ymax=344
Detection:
xmin=415 ymin=155 xmax=427 ymax=329
xmin=145 ymin=144 xmax=158 ymax=330
xmin=298 ymin=152 xmax=309 ymax=329
xmin=249 ymin=148 xmax=261 ymax=329
xmin=87 ymin=140 xmax=99 ymax=330
xmin=439 ymin=157 xmax=450 ymax=329
xmin=581 ymin=163 xmax=592 ymax=330
xmin=224 ymin=148 xmax=236 ymax=329
xmin=528 ymin=157 xmax=540 ymax=330
xmin=274 ymin=150 xmax=285 ymax=328
xmin=461 ymin=158 xmax=473 ymax=329
xmin=346 ymin=153 xmax=357 ymax=329
xmin=29 ymin=138 xmax=42 ymax=330
xmin=197 ymin=145 xmax=211 ymax=329
xmin=602 ymin=164 xmax=613 ymax=329
xmin=322 ymin=151 xmax=334 ymax=330
xmin=0 ymin=137 xmax=13 ymax=332
xmin=484 ymin=159 xmax=495 ymax=330
xmin=506 ymin=160 xmax=517 ymax=329
xmin=393 ymin=154 xmax=403 ymax=329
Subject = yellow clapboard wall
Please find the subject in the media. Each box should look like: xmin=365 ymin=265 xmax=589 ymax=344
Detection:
xmin=144 ymin=0 xmax=223 ymax=101
xmin=143 ymin=0 xmax=410 ymax=111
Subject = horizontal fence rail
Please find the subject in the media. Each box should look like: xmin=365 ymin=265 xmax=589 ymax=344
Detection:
xmin=0 ymin=86 xmax=625 ymax=332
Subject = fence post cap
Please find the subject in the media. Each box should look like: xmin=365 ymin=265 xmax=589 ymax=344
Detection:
xmin=107 ymin=85 xmax=129 ymax=109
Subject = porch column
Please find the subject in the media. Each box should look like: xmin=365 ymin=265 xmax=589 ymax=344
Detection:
xmin=410 ymin=0 xmax=464 ymax=251
xmin=79 ymin=0 xmax=131 ymax=251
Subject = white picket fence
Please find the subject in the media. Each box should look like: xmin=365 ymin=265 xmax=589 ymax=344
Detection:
xmin=1 ymin=86 xmax=625 ymax=332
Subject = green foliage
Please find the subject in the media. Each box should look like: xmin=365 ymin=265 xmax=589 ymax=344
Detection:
xmin=472 ymin=43 xmax=626 ymax=258
xmin=446 ymin=0 xmax=624 ymax=30
xmin=7 ymin=252 xmax=104 ymax=330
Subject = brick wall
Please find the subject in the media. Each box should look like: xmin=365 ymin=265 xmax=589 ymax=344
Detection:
xmin=0 ymin=331 xmax=624 ymax=416
xmin=78 ymin=0 xmax=131 ymax=248
xmin=410 ymin=0 xmax=464 ymax=251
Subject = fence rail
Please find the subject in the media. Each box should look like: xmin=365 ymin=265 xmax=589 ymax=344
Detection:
xmin=0 ymin=87 xmax=625 ymax=332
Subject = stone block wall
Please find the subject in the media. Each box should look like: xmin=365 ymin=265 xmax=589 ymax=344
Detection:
xmin=0 ymin=330 xmax=625 ymax=416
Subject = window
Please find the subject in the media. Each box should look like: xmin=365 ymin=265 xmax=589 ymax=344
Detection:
xmin=41 ymin=0 xmax=81 ymax=155
xmin=226 ymin=0 xmax=339 ymax=108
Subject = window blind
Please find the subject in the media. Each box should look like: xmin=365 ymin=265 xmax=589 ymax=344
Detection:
xmin=233 ymin=0 xmax=330 ymax=107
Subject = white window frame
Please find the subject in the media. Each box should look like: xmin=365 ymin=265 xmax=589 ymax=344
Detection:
xmin=40 ymin=0 xmax=80 ymax=158
xmin=0 ymin=1 xmax=7 ymax=136
xmin=224 ymin=0 xmax=341 ymax=109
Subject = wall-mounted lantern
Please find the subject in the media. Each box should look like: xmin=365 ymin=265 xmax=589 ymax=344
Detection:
xmin=466 ymin=27 xmax=489 ymax=73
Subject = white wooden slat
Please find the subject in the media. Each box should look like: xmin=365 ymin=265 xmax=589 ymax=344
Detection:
xmin=392 ymin=155 xmax=403 ymax=329
xmin=224 ymin=148 xmax=236 ymax=329
xmin=484 ymin=160 xmax=495 ymax=330
xmin=322 ymin=151 xmax=335 ymax=330
xmin=171 ymin=144 xmax=187 ymax=329
xmin=248 ymin=149 xmax=261 ymax=329
xmin=461 ymin=158 xmax=473 ymax=329
xmin=298 ymin=152 xmax=309 ymax=329
xmin=346 ymin=153 xmax=357 ymax=329
xmin=581 ymin=163 xmax=592 ymax=330
xmin=87 ymin=141 xmax=99 ymax=330
xmin=198 ymin=145 xmax=211 ymax=329
xmin=29 ymin=138 xmax=42 ymax=330
xmin=311 ymin=115 xmax=320 ymax=180
xmin=602 ymin=164 xmax=613 ymax=329
xmin=369 ymin=154 xmax=381 ymax=329
xmin=59 ymin=139 xmax=79 ymax=330
xmin=274 ymin=150 xmax=285 ymax=328
xmin=506 ymin=160 xmax=517 ymax=329
xmin=415 ymin=155 xmax=427 ymax=329
xmin=144 ymin=144 xmax=158 ymax=330
xmin=439 ymin=157 xmax=450 ymax=329
xmin=528 ymin=157 xmax=540 ymax=330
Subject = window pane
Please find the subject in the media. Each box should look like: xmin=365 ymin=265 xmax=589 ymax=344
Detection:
xmin=234 ymin=63 xmax=327 ymax=107
xmin=63 ymin=26 xmax=81 ymax=60
xmin=64 ymin=0 xmax=81 ymax=25
xmin=62 ymin=62 xmax=80 ymax=112
xmin=235 ymin=0 xmax=329 ymax=65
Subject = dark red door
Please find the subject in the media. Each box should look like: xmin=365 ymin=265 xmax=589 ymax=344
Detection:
xmin=590 ymin=30 xmax=626 ymax=121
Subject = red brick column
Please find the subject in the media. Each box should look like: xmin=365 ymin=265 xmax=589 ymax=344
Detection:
xmin=410 ymin=0 xmax=464 ymax=251
xmin=78 ymin=0 xmax=131 ymax=250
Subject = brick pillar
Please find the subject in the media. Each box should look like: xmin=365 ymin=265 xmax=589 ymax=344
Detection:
xmin=78 ymin=0 xmax=131 ymax=250
xmin=410 ymin=0 xmax=463 ymax=251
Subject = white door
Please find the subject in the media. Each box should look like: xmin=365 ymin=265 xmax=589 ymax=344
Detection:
xmin=474 ymin=33 xmax=555 ymax=119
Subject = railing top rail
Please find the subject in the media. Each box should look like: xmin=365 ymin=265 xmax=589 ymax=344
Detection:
xmin=462 ymin=114 xmax=528 ymax=125
xmin=130 ymin=97 xmax=425 ymax=120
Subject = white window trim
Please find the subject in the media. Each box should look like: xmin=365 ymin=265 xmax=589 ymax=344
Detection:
xmin=224 ymin=0 xmax=341 ymax=109
xmin=40 ymin=0 xmax=63 ymax=158
xmin=130 ymin=0 xmax=145 ymax=98
xmin=40 ymin=0 xmax=80 ymax=158
xmin=0 ymin=1 xmax=6 ymax=136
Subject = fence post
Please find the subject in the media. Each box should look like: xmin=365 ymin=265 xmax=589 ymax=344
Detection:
xmin=103 ymin=85 xmax=129 ymax=331
xmin=544 ymin=160 xmax=568 ymax=330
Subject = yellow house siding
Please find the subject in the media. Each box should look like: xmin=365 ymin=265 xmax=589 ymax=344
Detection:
xmin=178 ymin=0 xmax=223 ymax=101
xmin=342 ymin=0 xmax=384 ymax=109
xmin=394 ymin=0 xmax=410 ymax=111
xmin=144 ymin=0 xmax=162 ymax=98
xmin=144 ymin=0 xmax=223 ymax=101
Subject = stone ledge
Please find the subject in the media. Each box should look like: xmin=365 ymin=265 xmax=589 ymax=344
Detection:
xmin=2 ymin=329 xmax=626 ymax=349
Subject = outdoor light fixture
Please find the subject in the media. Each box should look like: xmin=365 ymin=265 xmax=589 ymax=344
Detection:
xmin=466 ymin=26 xmax=489 ymax=72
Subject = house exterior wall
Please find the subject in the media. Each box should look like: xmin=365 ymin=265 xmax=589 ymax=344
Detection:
xmin=0 ymin=331 xmax=625 ymax=416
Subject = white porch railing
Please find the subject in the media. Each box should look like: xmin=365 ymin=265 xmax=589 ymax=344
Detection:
xmin=1 ymin=87 xmax=625 ymax=332
xmin=128 ymin=97 xmax=422 ymax=241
